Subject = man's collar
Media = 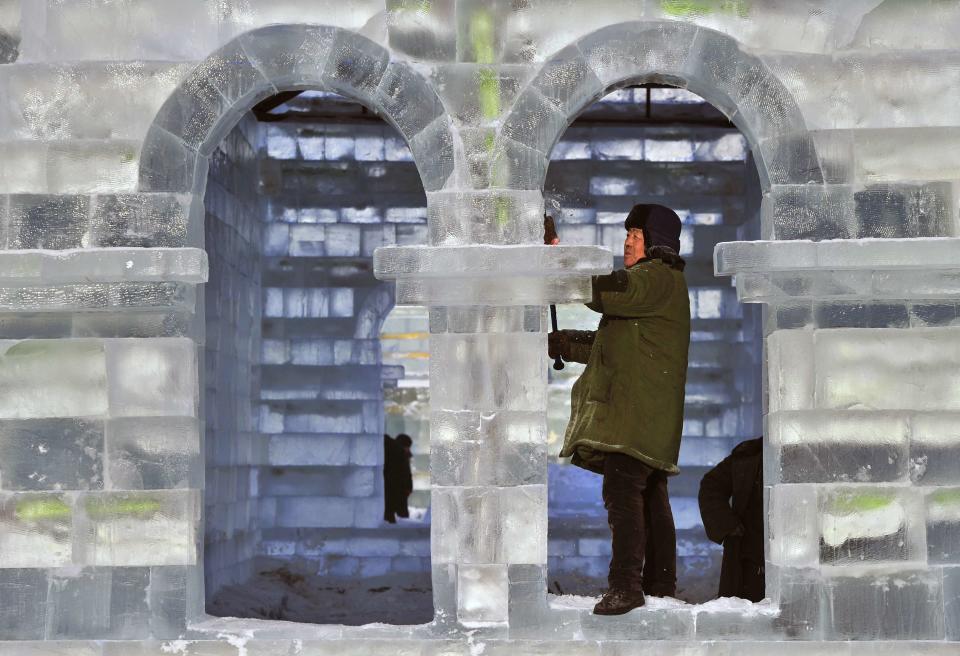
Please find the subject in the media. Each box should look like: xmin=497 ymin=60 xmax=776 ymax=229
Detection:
xmin=627 ymin=257 xmax=652 ymax=269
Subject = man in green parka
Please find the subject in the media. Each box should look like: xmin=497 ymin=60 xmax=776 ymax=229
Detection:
xmin=549 ymin=203 xmax=690 ymax=615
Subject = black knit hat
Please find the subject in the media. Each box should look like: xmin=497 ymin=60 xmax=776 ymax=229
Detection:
xmin=624 ymin=204 xmax=682 ymax=253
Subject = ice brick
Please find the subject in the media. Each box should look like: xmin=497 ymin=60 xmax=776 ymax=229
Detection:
xmin=75 ymin=490 xmax=199 ymax=567
xmin=47 ymin=139 xmax=140 ymax=194
xmin=815 ymin=328 xmax=960 ymax=411
xmin=0 ymin=491 xmax=73 ymax=567
xmin=386 ymin=0 xmax=456 ymax=60
xmin=238 ymin=24 xmax=336 ymax=91
xmin=46 ymin=567 xmax=150 ymax=639
xmin=769 ymin=411 xmax=908 ymax=484
xmin=769 ymin=484 xmax=818 ymax=568
xmin=766 ymin=330 xmax=814 ymax=412
xmin=947 ymin=566 xmax=960 ymax=641
xmin=105 ymin=339 xmax=197 ymax=417
xmin=0 ymin=340 xmax=108 ymax=419
xmin=911 ymin=412 xmax=960 ymax=485
xmin=431 ymin=410 xmax=546 ymax=486
xmin=926 ymin=489 xmax=960 ymax=564
xmin=762 ymin=185 xmax=855 ymax=241
xmin=0 ymin=418 xmax=103 ymax=491
xmin=819 ymin=488 xmax=923 ymax=564
xmin=458 ymin=564 xmax=508 ymax=623
xmin=508 ymin=566 xmax=579 ymax=639
xmin=0 ymin=62 xmax=193 ymax=142
xmin=0 ymin=568 xmax=48 ymax=639
xmin=34 ymin=0 xmax=218 ymax=60
xmin=320 ymin=29 xmax=389 ymax=99
xmin=766 ymin=566 xmax=825 ymax=640
xmin=105 ymin=417 xmax=200 ymax=490
xmin=430 ymin=333 xmax=545 ymax=412
xmin=825 ymin=569 xmax=944 ymax=640
xmin=426 ymin=190 xmax=543 ymax=245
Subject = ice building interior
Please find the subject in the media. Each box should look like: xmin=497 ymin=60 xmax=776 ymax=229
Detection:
xmin=0 ymin=0 xmax=958 ymax=653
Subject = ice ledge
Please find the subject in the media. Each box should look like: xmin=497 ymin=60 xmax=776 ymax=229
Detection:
xmin=373 ymin=245 xmax=613 ymax=279
xmin=715 ymin=239 xmax=960 ymax=302
xmin=715 ymin=238 xmax=960 ymax=276
xmin=373 ymin=245 xmax=613 ymax=306
xmin=0 ymin=248 xmax=208 ymax=286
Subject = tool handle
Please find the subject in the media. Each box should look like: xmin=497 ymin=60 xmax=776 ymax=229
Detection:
xmin=549 ymin=305 xmax=565 ymax=371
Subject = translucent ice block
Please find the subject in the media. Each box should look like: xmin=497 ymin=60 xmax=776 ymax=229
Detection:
xmin=926 ymin=489 xmax=960 ymax=564
xmin=47 ymin=140 xmax=140 ymax=194
xmin=0 ymin=568 xmax=49 ymax=639
xmin=0 ymin=62 xmax=193 ymax=142
xmin=0 ymin=418 xmax=103 ymax=491
xmin=458 ymin=564 xmax=508 ymax=623
xmin=430 ymin=333 xmax=545 ymax=412
xmin=768 ymin=484 xmax=818 ymax=568
xmin=0 ymin=491 xmax=73 ymax=567
xmin=45 ymin=567 xmax=150 ymax=639
xmin=34 ymin=0 xmax=219 ymax=61
xmin=819 ymin=488 xmax=923 ymax=564
xmin=75 ymin=490 xmax=199 ymax=567
xmin=105 ymin=417 xmax=200 ymax=490
xmin=769 ymin=410 xmax=909 ymax=484
xmin=499 ymin=485 xmax=547 ymax=564
xmin=824 ymin=569 xmax=944 ymax=640
xmin=0 ymin=339 xmax=108 ymax=419
xmin=814 ymin=328 xmax=960 ymax=411
xmin=105 ymin=338 xmax=197 ymax=417
xmin=237 ymin=23 xmax=336 ymax=91
xmin=911 ymin=412 xmax=960 ymax=485
xmin=766 ymin=330 xmax=814 ymax=413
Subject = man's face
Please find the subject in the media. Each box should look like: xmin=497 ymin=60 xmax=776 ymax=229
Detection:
xmin=624 ymin=228 xmax=646 ymax=267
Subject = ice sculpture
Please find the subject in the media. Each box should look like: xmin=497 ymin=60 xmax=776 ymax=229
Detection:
xmin=0 ymin=0 xmax=955 ymax=652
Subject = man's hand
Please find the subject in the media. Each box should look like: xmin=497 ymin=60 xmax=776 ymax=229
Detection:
xmin=544 ymin=214 xmax=559 ymax=245
xmin=723 ymin=523 xmax=745 ymax=546
xmin=548 ymin=330 xmax=568 ymax=359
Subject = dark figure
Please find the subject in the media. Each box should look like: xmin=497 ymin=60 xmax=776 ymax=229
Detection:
xmin=698 ymin=437 xmax=765 ymax=602
xmin=550 ymin=204 xmax=691 ymax=615
xmin=383 ymin=433 xmax=414 ymax=524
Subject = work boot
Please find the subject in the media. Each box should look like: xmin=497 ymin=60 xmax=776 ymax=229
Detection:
xmin=593 ymin=588 xmax=646 ymax=615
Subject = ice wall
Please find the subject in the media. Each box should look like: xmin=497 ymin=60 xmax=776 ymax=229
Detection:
xmin=0 ymin=0 xmax=955 ymax=650
xmin=203 ymin=114 xmax=264 ymax=598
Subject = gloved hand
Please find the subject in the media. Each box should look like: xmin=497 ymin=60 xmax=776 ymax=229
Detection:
xmin=548 ymin=330 xmax=568 ymax=360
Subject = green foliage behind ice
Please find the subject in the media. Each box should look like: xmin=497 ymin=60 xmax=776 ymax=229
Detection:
xmin=660 ymin=0 xmax=750 ymax=18
xmin=929 ymin=488 xmax=960 ymax=508
xmin=85 ymin=496 xmax=162 ymax=520
xmin=828 ymin=490 xmax=897 ymax=515
xmin=15 ymin=496 xmax=71 ymax=521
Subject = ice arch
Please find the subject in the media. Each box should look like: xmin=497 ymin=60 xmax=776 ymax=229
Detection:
xmin=137 ymin=23 xmax=455 ymax=204
xmin=502 ymin=21 xmax=823 ymax=192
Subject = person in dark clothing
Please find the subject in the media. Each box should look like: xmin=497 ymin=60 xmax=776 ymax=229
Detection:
xmin=548 ymin=204 xmax=691 ymax=615
xmin=698 ymin=437 xmax=765 ymax=602
xmin=383 ymin=433 xmax=414 ymax=524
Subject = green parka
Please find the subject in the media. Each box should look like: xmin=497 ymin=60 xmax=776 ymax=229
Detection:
xmin=558 ymin=257 xmax=691 ymax=475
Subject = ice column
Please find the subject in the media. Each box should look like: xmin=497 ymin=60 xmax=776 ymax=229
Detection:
xmin=376 ymin=237 xmax=609 ymax=626
xmin=716 ymin=237 xmax=960 ymax=640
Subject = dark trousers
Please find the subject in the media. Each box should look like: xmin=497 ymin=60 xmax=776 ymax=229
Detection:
xmin=602 ymin=452 xmax=677 ymax=596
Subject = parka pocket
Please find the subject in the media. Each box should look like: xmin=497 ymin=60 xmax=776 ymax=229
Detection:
xmin=587 ymin=343 xmax=613 ymax=403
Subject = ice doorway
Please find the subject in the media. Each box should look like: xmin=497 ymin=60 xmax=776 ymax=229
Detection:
xmin=545 ymin=85 xmax=764 ymax=603
xmin=200 ymin=90 xmax=432 ymax=625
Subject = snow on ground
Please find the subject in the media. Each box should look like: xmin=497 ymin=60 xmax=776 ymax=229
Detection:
xmin=549 ymin=592 xmax=778 ymax=616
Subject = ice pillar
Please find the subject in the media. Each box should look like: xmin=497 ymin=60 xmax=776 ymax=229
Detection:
xmin=375 ymin=191 xmax=611 ymax=626
xmin=716 ymin=238 xmax=960 ymax=640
